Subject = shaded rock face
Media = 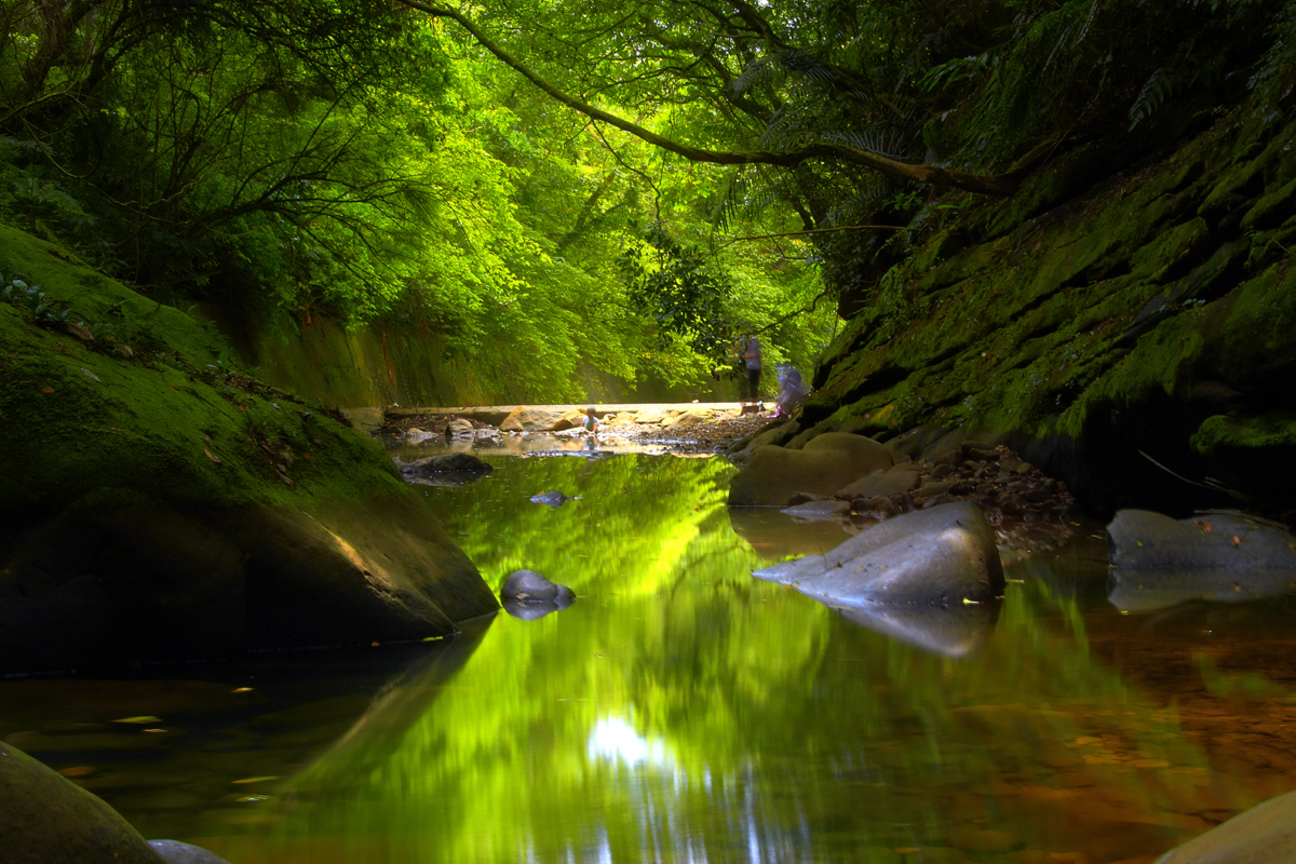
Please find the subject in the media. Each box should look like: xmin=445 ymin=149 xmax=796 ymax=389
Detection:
xmin=753 ymin=502 xmax=1003 ymax=656
xmin=0 ymin=739 xmax=165 ymax=864
xmin=1106 ymin=509 xmax=1296 ymax=611
xmin=0 ymin=493 xmax=499 ymax=675
xmin=729 ymin=432 xmax=893 ymax=505
xmin=799 ymin=112 xmax=1296 ymax=519
xmin=499 ymin=569 xmax=575 ymax=620
xmin=1154 ymin=787 xmax=1296 ymax=863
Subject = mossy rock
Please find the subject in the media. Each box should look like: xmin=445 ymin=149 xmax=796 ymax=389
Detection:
xmin=0 ymin=739 xmax=165 ymax=864
xmin=0 ymin=224 xmax=498 ymax=673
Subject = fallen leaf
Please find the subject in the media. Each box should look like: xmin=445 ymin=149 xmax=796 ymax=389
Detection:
xmin=1232 ymin=535 xmax=1242 ymax=547
xmin=371 ymin=641 xmax=380 ymax=647
xmin=57 ymin=766 xmax=95 ymax=777
xmin=277 ymin=472 xmax=293 ymax=487
xmin=117 ymin=344 xmax=134 ymax=358
xmin=204 ymin=448 xmax=221 ymax=464
xmin=204 ymin=435 xmax=212 ymax=443
xmin=232 ymin=776 xmax=280 ymax=784
xmin=41 ymin=386 xmax=53 ymax=393
xmin=113 ymin=715 xmax=162 ymax=724
xmin=80 ymin=367 xmax=100 ymax=382
xmin=67 ymin=322 xmax=95 ymax=342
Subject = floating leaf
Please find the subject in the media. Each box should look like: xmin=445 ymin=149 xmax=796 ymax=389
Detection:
xmin=58 ymin=766 xmax=95 ymax=777
xmin=204 ymin=448 xmax=221 ymax=464
xmin=113 ymin=715 xmax=162 ymax=724
xmin=232 ymin=776 xmax=280 ymax=784
xmin=1232 ymin=535 xmax=1242 ymax=547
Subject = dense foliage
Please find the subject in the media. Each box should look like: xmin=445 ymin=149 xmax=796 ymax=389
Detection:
xmin=3 ymin=0 xmax=1293 ymax=400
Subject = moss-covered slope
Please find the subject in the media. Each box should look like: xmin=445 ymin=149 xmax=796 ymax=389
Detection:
xmin=804 ymin=113 xmax=1296 ymax=519
xmin=0 ymin=223 xmax=405 ymax=514
xmin=0 ymin=225 xmax=498 ymax=674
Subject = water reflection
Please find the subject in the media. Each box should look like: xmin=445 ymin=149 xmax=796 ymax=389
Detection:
xmin=10 ymin=455 xmax=1296 ymax=864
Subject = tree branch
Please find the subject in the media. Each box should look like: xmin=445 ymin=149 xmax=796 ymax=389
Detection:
xmin=396 ymin=0 xmax=1038 ymax=196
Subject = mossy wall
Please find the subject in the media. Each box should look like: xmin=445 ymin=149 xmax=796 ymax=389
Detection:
xmin=804 ymin=111 xmax=1296 ymax=519
xmin=218 ymin=311 xmax=738 ymax=410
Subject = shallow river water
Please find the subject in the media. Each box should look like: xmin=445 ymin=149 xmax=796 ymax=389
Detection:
xmin=4 ymin=452 xmax=1296 ymax=864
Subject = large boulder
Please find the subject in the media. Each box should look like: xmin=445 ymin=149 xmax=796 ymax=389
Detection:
xmin=754 ymin=501 xmax=1003 ymax=604
xmin=753 ymin=502 xmax=1003 ymax=656
xmin=0 ymin=739 xmax=165 ymax=864
xmin=499 ymin=407 xmax=564 ymax=432
xmin=729 ymin=432 xmax=893 ymax=505
xmin=0 ymin=224 xmax=498 ymax=676
xmin=1154 ymin=788 xmax=1296 ymax=863
xmin=0 ymin=492 xmax=498 ymax=675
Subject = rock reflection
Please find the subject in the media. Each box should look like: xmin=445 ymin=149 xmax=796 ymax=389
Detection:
xmin=1108 ymin=567 xmax=1296 ymax=612
xmin=818 ymin=595 xmax=1001 ymax=657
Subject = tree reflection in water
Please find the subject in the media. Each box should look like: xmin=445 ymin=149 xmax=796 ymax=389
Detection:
xmin=200 ymin=454 xmax=1296 ymax=864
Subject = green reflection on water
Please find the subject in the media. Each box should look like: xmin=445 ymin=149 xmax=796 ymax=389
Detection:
xmin=201 ymin=455 xmax=1290 ymax=864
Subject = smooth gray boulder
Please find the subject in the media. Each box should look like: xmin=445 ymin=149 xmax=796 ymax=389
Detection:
xmin=0 ymin=739 xmax=165 ymax=864
xmin=1107 ymin=510 xmax=1296 ymax=570
xmin=753 ymin=501 xmax=1003 ymax=605
xmin=149 ymin=840 xmax=232 ymax=864
xmin=1155 ymin=788 xmax=1296 ymax=863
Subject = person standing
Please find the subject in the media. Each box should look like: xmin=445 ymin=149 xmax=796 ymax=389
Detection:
xmin=742 ymin=335 xmax=762 ymax=405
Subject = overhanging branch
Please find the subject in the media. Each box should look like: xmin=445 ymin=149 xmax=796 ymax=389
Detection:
xmin=396 ymin=0 xmax=1040 ymax=196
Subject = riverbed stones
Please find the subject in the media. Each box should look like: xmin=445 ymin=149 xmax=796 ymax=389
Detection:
xmin=499 ymin=407 xmax=564 ymax=432
xmin=838 ymin=469 xmax=920 ymax=500
xmin=1154 ymin=787 xmax=1296 ymax=863
xmin=0 ymin=739 xmax=166 ymax=863
xmin=729 ymin=432 xmax=893 ymax=505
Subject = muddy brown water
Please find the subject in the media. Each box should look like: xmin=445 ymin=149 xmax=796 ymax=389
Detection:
xmin=3 ymin=452 xmax=1295 ymax=864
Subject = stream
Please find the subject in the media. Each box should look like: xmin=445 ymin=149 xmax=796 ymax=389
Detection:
xmin=4 ymin=451 xmax=1296 ymax=863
